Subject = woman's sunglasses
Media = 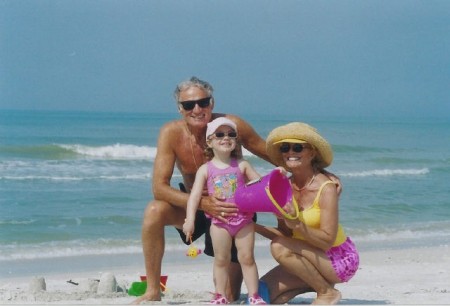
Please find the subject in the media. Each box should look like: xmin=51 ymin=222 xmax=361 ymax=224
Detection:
xmin=212 ymin=131 xmax=237 ymax=139
xmin=179 ymin=97 xmax=211 ymax=111
xmin=279 ymin=143 xmax=309 ymax=153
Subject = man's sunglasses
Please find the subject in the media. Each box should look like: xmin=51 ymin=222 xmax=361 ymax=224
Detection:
xmin=179 ymin=97 xmax=211 ymax=111
xmin=279 ymin=143 xmax=309 ymax=153
xmin=212 ymin=131 xmax=237 ymax=139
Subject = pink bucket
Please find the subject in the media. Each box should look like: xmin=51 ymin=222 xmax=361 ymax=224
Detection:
xmin=235 ymin=169 xmax=293 ymax=215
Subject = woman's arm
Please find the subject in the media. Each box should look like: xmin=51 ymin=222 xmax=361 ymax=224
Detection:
xmin=289 ymin=183 xmax=339 ymax=251
xmin=255 ymin=217 xmax=293 ymax=240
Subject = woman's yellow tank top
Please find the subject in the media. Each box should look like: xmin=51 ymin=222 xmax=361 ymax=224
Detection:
xmin=292 ymin=181 xmax=346 ymax=247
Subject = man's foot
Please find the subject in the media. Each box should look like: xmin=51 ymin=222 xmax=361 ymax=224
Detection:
xmin=312 ymin=289 xmax=341 ymax=305
xmin=248 ymin=293 xmax=267 ymax=305
xmin=210 ymin=293 xmax=229 ymax=304
xmin=131 ymin=292 xmax=161 ymax=304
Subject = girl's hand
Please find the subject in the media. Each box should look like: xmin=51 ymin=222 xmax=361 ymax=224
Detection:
xmin=276 ymin=166 xmax=288 ymax=176
xmin=182 ymin=220 xmax=195 ymax=243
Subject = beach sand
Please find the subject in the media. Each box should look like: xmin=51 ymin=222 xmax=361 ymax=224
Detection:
xmin=1 ymin=245 xmax=449 ymax=305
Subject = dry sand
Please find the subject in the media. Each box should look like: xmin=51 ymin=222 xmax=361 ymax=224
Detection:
xmin=1 ymin=245 xmax=449 ymax=304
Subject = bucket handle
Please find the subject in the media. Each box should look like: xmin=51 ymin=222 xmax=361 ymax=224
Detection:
xmin=265 ymin=186 xmax=300 ymax=220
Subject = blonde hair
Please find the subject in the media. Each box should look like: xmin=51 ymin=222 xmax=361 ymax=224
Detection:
xmin=204 ymin=139 xmax=243 ymax=161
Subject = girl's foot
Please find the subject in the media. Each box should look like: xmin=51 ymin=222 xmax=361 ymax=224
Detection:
xmin=248 ymin=293 xmax=267 ymax=305
xmin=210 ymin=293 xmax=229 ymax=304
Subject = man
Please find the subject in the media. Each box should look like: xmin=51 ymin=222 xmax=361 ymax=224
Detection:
xmin=133 ymin=77 xmax=271 ymax=304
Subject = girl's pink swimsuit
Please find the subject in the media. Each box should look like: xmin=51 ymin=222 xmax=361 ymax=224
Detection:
xmin=206 ymin=158 xmax=254 ymax=237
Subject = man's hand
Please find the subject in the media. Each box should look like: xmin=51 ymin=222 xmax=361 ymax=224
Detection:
xmin=201 ymin=195 xmax=239 ymax=223
xmin=323 ymin=170 xmax=343 ymax=195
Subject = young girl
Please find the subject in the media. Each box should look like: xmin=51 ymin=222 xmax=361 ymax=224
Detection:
xmin=183 ymin=117 xmax=266 ymax=305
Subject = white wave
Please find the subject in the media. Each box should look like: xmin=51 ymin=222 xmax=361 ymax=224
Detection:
xmin=1 ymin=173 xmax=152 ymax=181
xmin=0 ymin=239 xmax=143 ymax=261
xmin=59 ymin=144 xmax=156 ymax=160
xmin=0 ymin=219 xmax=36 ymax=225
xmin=2 ymin=175 xmax=85 ymax=181
xmin=349 ymin=220 xmax=450 ymax=243
xmin=242 ymin=148 xmax=254 ymax=157
xmin=341 ymin=168 xmax=429 ymax=178
xmin=60 ymin=144 xmax=254 ymax=159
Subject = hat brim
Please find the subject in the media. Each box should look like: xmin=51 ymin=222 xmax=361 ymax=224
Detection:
xmin=273 ymin=138 xmax=307 ymax=145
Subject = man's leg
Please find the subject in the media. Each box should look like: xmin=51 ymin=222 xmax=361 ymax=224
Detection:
xmin=133 ymin=199 xmax=184 ymax=304
xmin=227 ymin=261 xmax=243 ymax=301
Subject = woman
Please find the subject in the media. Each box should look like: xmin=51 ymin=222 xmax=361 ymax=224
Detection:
xmin=256 ymin=122 xmax=359 ymax=305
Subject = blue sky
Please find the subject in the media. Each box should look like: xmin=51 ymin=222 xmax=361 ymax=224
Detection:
xmin=1 ymin=0 xmax=449 ymax=118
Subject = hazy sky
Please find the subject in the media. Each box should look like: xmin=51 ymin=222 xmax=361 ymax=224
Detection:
xmin=1 ymin=0 xmax=449 ymax=118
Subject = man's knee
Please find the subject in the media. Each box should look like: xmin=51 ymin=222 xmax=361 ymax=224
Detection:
xmin=142 ymin=200 xmax=171 ymax=228
xmin=143 ymin=199 xmax=185 ymax=229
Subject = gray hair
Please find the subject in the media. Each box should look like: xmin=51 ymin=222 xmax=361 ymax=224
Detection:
xmin=173 ymin=76 xmax=214 ymax=102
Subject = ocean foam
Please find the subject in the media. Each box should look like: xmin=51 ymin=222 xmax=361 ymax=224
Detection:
xmin=341 ymin=168 xmax=429 ymax=177
xmin=59 ymin=144 xmax=155 ymax=160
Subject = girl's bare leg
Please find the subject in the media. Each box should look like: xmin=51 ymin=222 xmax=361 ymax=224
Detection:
xmin=210 ymin=224 xmax=233 ymax=297
xmin=234 ymin=223 xmax=258 ymax=295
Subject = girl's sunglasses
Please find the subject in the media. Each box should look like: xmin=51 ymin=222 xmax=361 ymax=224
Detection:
xmin=212 ymin=131 xmax=237 ymax=139
xmin=279 ymin=143 xmax=309 ymax=153
xmin=179 ymin=97 xmax=211 ymax=111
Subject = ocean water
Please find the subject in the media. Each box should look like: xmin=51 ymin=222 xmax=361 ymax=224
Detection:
xmin=1 ymin=110 xmax=450 ymax=276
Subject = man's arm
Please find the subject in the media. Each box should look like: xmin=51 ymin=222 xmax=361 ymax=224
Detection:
xmin=152 ymin=123 xmax=190 ymax=209
xmin=226 ymin=114 xmax=273 ymax=164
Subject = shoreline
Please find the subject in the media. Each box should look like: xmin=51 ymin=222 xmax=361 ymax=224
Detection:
xmin=1 ymin=244 xmax=449 ymax=304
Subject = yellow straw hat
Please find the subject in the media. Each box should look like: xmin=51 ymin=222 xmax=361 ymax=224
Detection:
xmin=266 ymin=122 xmax=333 ymax=169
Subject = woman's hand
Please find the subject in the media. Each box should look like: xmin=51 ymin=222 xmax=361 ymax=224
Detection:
xmin=281 ymin=201 xmax=300 ymax=229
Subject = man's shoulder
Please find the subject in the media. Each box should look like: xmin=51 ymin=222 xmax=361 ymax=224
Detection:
xmin=160 ymin=119 xmax=185 ymax=131
xmin=158 ymin=120 xmax=186 ymax=142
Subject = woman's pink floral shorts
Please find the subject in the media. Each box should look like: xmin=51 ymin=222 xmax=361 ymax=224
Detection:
xmin=326 ymin=237 xmax=359 ymax=282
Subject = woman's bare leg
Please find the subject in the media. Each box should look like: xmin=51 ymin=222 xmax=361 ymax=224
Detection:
xmin=260 ymin=265 xmax=313 ymax=304
xmin=271 ymin=236 xmax=341 ymax=304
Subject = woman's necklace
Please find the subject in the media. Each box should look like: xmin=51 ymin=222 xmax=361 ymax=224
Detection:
xmin=293 ymin=173 xmax=316 ymax=192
